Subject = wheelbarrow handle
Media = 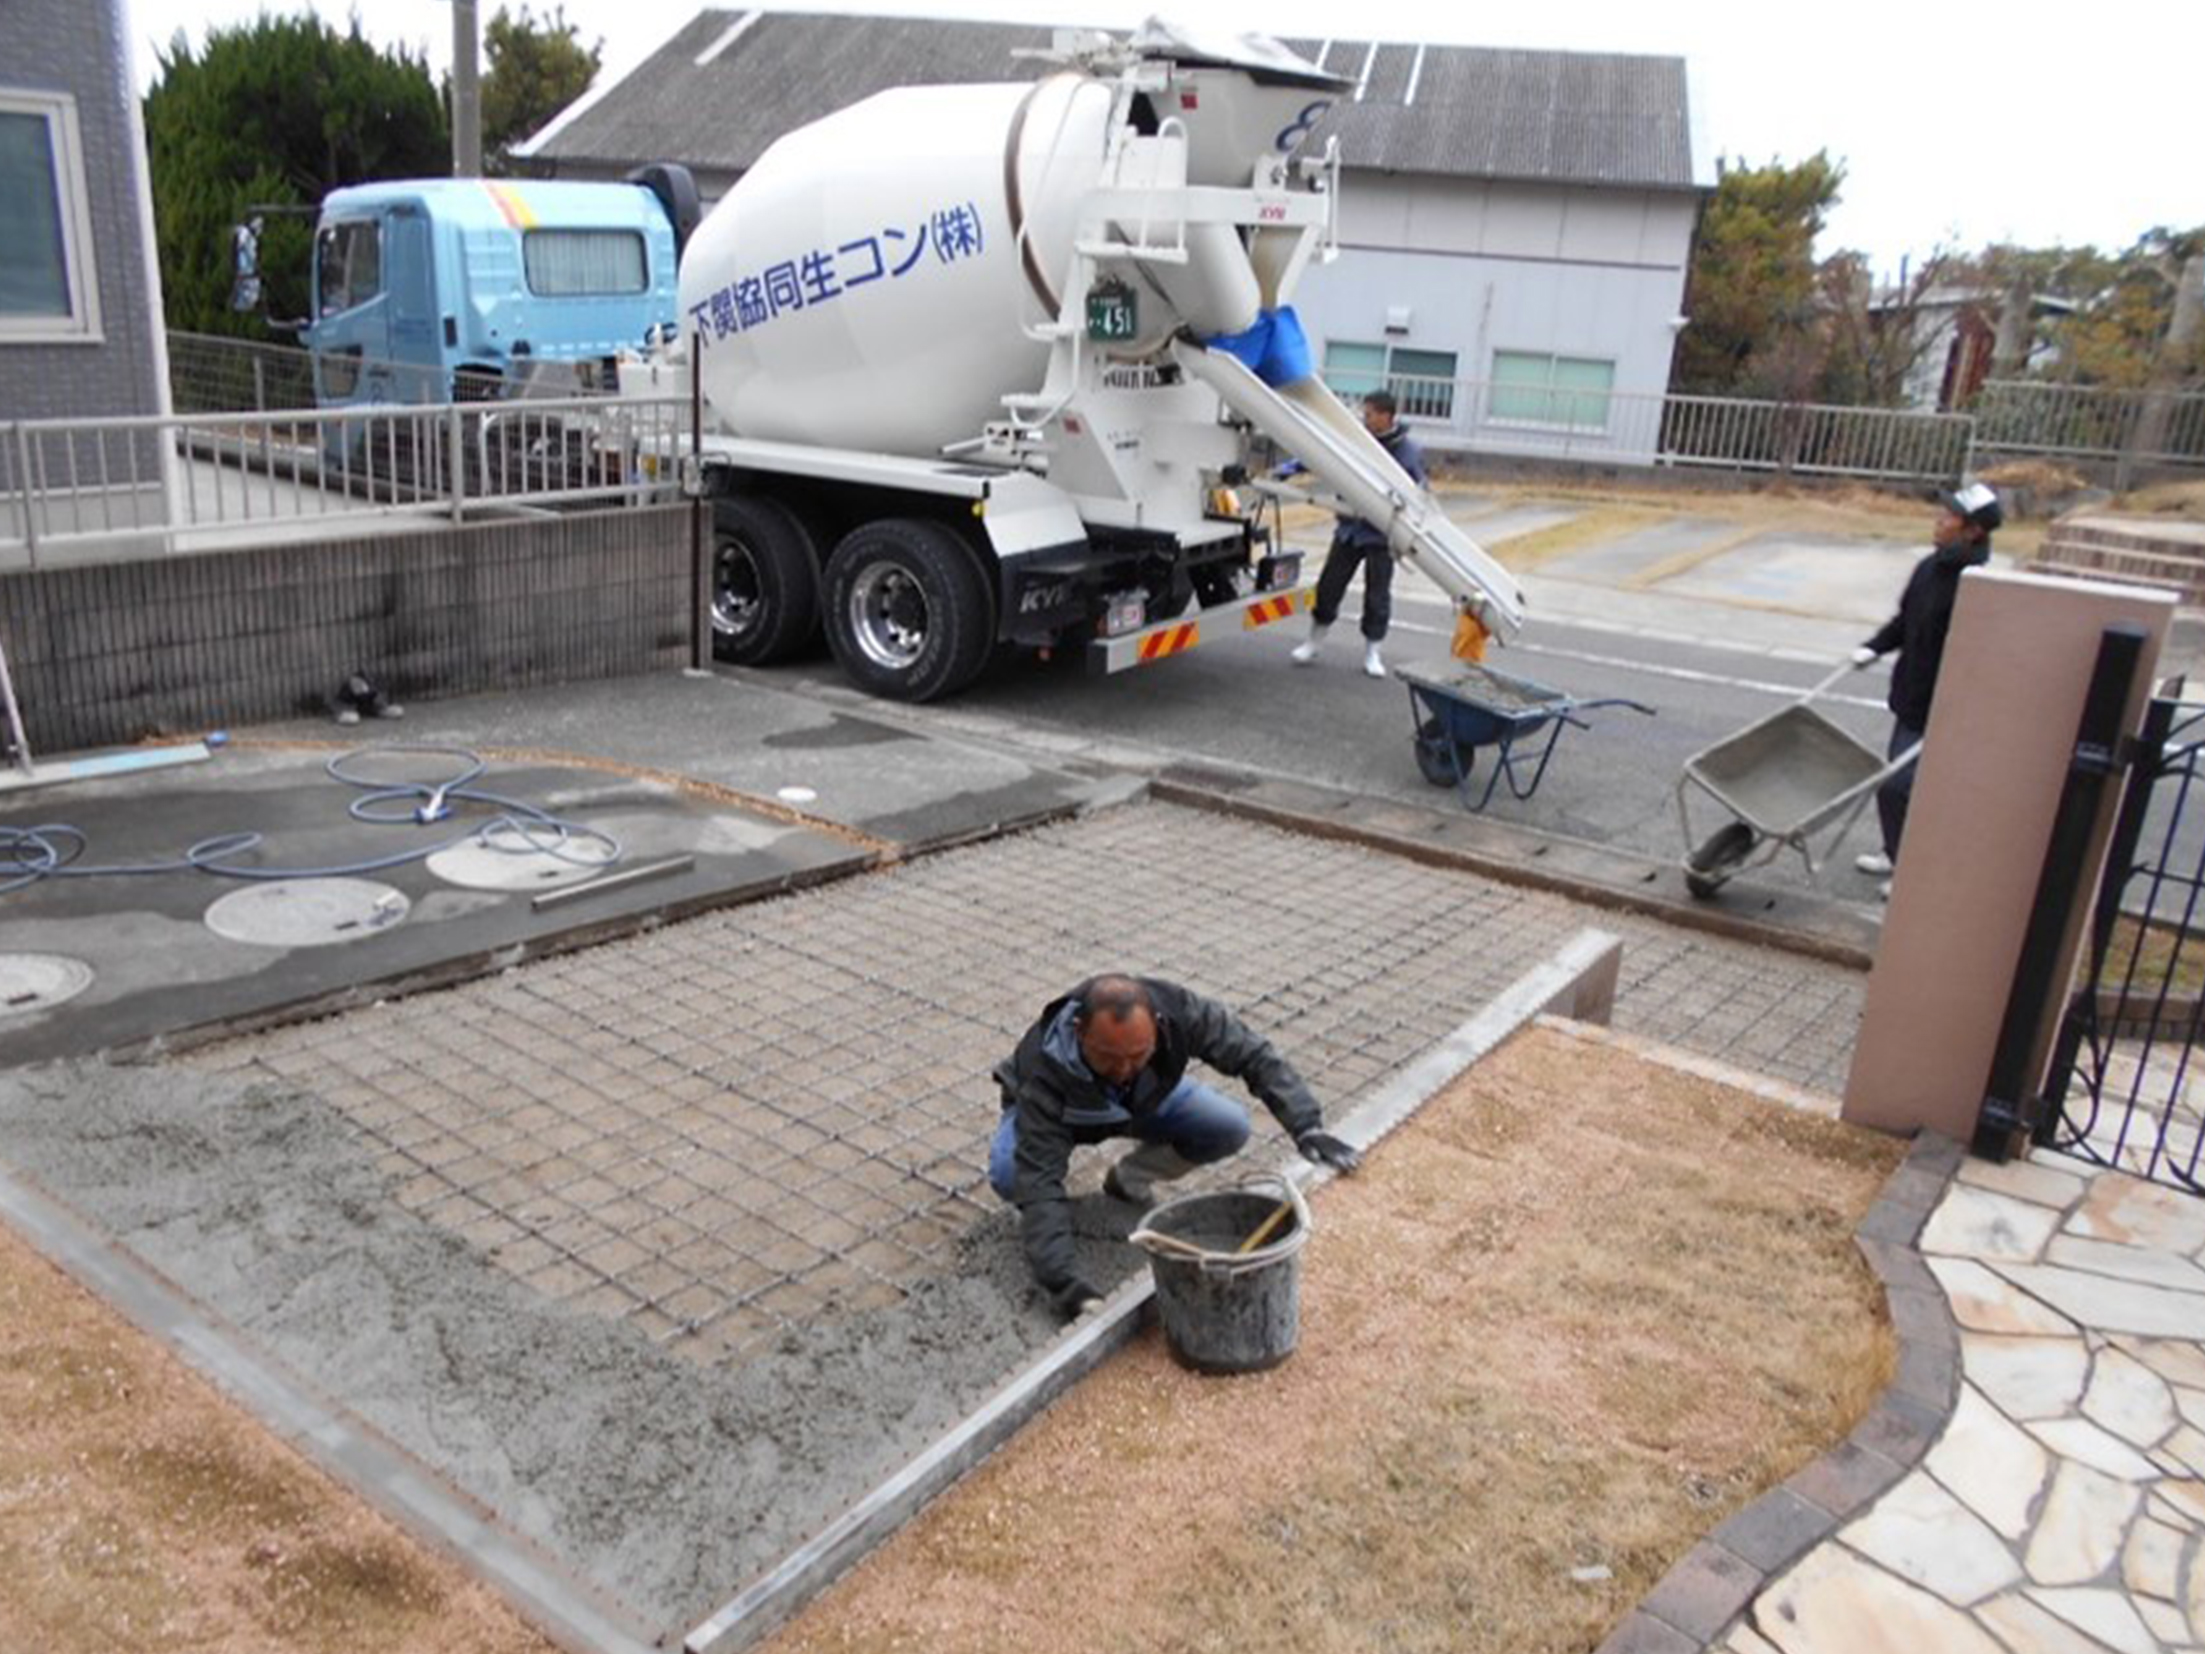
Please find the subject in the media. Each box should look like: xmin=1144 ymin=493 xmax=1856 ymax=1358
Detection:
xmin=1799 ymin=658 xmax=1868 ymax=705
xmin=1570 ymin=697 xmax=1658 ymax=719
xmin=1554 ymin=697 xmax=1656 ymax=731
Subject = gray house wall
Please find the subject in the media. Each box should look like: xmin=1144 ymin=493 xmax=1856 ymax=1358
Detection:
xmin=0 ymin=0 xmax=170 ymax=424
xmin=1295 ymin=173 xmax=1696 ymax=462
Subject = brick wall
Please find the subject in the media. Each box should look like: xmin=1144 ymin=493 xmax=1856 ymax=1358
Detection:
xmin=1 ymin=505 xmax=697 ymax=752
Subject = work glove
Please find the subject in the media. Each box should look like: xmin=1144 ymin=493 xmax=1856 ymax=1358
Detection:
xmin=1296 ymin=1130 xmax=1364 ymax=1174
xmin=1849 ymin=646 xmax=1877 ymax=668
xmin=1051 ymin=1278 xmax=1105 ymax=1320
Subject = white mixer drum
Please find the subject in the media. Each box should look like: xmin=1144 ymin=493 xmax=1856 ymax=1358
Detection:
xmin=682 ymin=77 xmax=1114 ymax=455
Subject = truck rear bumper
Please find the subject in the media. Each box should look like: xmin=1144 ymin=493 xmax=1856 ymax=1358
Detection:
xmin=1086 ymin=582 xmax=1311 ymax=676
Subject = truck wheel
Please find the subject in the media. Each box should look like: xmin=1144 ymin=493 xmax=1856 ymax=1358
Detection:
xmin=1684 ymin=822 xmax=1757 ymax=900
xmin=823 ymin=518 xmax=994 ymax=702
xmin=713 ymin=496 xmax=821 ymax=665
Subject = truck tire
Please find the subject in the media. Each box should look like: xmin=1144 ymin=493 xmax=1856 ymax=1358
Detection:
xmin=822 ymin=518 xmax=994 ymax=702
xmin=713 ymin=496 xmax=821 ymax=665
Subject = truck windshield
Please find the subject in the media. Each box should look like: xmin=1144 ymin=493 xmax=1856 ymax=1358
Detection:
xmin=315 ymin=220 xmax=381 ymax=316
xmin=522 ymin=229 xmax=647 ymax=296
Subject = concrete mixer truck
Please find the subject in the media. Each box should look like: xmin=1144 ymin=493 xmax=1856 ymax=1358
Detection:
xmin=645 ymin=19 xmax=1524 ymax=702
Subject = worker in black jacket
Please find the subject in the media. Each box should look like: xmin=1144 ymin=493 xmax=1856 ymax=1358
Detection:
xmin=989 ymin=974 xmax=1363 ymax=1318
xmin=1851 ymin=481 xmax=2002 ymax=896
xmin=1289 ymin=388 xmax=1427 ymax=680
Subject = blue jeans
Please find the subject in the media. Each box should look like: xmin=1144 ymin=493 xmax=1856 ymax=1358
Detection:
xmin=988 ymin=1077 xmax=1251 ymax=1200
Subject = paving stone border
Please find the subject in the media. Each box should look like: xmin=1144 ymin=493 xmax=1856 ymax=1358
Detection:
xmin=1594 ymin=1131 xmax=1966 ymax=1654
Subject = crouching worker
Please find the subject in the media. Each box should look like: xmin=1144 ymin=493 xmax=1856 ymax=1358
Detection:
xmin=989 ymin=973 xmax=1363 ymax=1319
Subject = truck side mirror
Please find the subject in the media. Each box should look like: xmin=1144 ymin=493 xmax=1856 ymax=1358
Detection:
xmin=229 ymin=218 xmax=264 ymax=314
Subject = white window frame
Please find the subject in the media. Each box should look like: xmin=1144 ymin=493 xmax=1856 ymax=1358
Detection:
xmin=1486 ymin=349 xmax=1615 ymax=434
xmin=1323 ymin=339 xmax=1460 ymax=422
xmin=0 ymin=88 xmax=102 ymax=344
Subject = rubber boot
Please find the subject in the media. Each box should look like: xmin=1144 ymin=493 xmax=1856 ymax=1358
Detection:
xmin=1290 ymin=623 xmax=1330 ymax=666
xmin=1104 ymin=1142 xmax=1197 ymax=1208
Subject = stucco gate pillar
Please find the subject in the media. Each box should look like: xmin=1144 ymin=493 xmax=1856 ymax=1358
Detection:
xmin=1843 ymin=568 xmax=2176 ymax=1142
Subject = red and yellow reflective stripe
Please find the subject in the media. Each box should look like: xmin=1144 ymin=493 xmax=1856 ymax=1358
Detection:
xmin=1241 ymin=592 xmax=1305 ymax=629
xmin=1137 ymin=623 xmax=1199 ymax=663
xmin=483 ymin=182 xmax=539 ymax=230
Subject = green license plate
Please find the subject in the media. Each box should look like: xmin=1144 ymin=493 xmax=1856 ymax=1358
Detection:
xmin=1086 ymin=285 xmax=1137 ymax=342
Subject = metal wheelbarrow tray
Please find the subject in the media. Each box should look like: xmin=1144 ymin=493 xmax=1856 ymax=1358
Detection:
xmin=1675 ymin=660 xmax=1916 ymax=898
xmin=1397 ymin=661 xmax=1653 ymax=812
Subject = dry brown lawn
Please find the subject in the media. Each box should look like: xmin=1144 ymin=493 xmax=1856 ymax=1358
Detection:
xmin=2114 ymin=478 xmax=2205 ymax=521
xmin=1279 ymin=473 xmax=2046 ymax=567
xmin=0 ymin=1219 xmax=557 ymax=1654
xmin=760 ymin=1025 xmax=1903 ymax=1654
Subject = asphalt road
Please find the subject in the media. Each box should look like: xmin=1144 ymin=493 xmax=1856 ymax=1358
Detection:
xmin=742 ymin=573 xmax=1904 ymax=910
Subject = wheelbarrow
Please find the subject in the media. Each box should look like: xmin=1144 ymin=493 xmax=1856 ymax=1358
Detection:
xmin=1397 ymin=661 xmax=1655 ymax=812
xmin=1676 ymin=659 xmax=1919 ymax=898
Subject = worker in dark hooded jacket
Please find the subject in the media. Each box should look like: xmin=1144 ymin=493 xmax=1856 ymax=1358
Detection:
xmin=990 ymin=974 xmax=1363 ymax=1318
xmin=1850 ymin=481 xmax=2002 ymax=896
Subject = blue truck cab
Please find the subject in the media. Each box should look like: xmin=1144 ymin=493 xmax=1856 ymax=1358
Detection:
xmin=304 ymin=176 xmax=685 ymax=407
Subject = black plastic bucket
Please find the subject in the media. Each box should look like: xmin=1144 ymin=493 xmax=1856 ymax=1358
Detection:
xmin=1130 ymin=1177 xmax=1309 ymax=1374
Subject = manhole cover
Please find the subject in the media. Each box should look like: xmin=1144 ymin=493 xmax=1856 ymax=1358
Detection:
xmin=426 ymin=822 xmax=618 ymax=892
xmin=204 ymin=879 xmax=410 ymax=947
xmin=0 ymin=953 xmax=95 ymax=1017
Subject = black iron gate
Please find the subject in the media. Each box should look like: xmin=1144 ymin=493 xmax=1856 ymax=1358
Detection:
xmin=2035 ymin=690 xmax=2205 ymax=1191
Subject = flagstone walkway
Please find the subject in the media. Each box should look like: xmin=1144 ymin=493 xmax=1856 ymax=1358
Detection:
xmin=1733 ymin=1149 xmax=2205 ymax=1654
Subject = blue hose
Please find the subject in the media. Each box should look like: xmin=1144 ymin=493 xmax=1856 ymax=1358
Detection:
xmin=0 ymin=744 xmax=622 ymax=897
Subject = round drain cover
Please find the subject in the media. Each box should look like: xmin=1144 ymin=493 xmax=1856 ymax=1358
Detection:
xmin=0 ymin=953 xmax=95 ymax=1017
xmin=426 ymin=822 xmax=617 ymax=892
xmin=204 ymin=879 xmax=410 ymax=947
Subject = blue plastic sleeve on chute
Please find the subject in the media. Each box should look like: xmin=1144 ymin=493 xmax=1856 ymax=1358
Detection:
xmin=1204 ymin=305 xmax=1313 ymax=387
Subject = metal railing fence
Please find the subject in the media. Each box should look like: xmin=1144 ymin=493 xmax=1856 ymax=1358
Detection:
xmin=2 ymin=393 xmax=687 ymax=567
xmin=18 ymin=335 xmax=2200 ymax=568
xmin=1971 ymin=378 xmax=2205 ymax=472
xmin=167 ymin=330 xmax=566 ymax=415
xmin=1368 ymin=371 xmax=1976 ymax=486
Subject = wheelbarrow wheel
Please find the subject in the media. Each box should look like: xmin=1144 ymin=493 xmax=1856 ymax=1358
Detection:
xmin=1684 ymin=822 xmax=1757 ymax=899
xmin=1414 ymin=718 xmax=1474 ymax=789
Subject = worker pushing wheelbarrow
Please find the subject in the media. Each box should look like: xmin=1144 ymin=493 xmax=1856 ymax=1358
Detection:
xmin=1676 ymin=659 xmax=1920 ymax=899
xmin=1398 ymin=660 xmax=1655 ymax=812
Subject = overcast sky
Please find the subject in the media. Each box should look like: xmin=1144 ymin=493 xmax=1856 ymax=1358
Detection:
xmin=122 ymin=0 xmax=2202 ymax=281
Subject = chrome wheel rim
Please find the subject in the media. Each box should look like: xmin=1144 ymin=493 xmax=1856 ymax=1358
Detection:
xmin=713 ymin=537 xmax=761 ymax=637
xmin=847 ymin=561 xmax=928 ymax=671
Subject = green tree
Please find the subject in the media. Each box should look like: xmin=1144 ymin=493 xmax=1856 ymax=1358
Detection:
xmin=2048 ymin=230 xmax=2205 ymax=390
xmin=1672 ymin=153 xmax=1846 ymax=398
xmin=144 ymin=16 xmax=448 ymax=337
xmin=481 ymin=5 xmax=602 ymax=174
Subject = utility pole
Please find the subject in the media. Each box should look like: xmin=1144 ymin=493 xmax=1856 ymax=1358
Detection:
xmin=452 ymin=0 xmax=483 ymax=177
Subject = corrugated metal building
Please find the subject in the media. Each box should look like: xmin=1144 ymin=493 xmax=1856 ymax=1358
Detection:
xmin=518 ymin=11 xmax=1705 ymax=460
